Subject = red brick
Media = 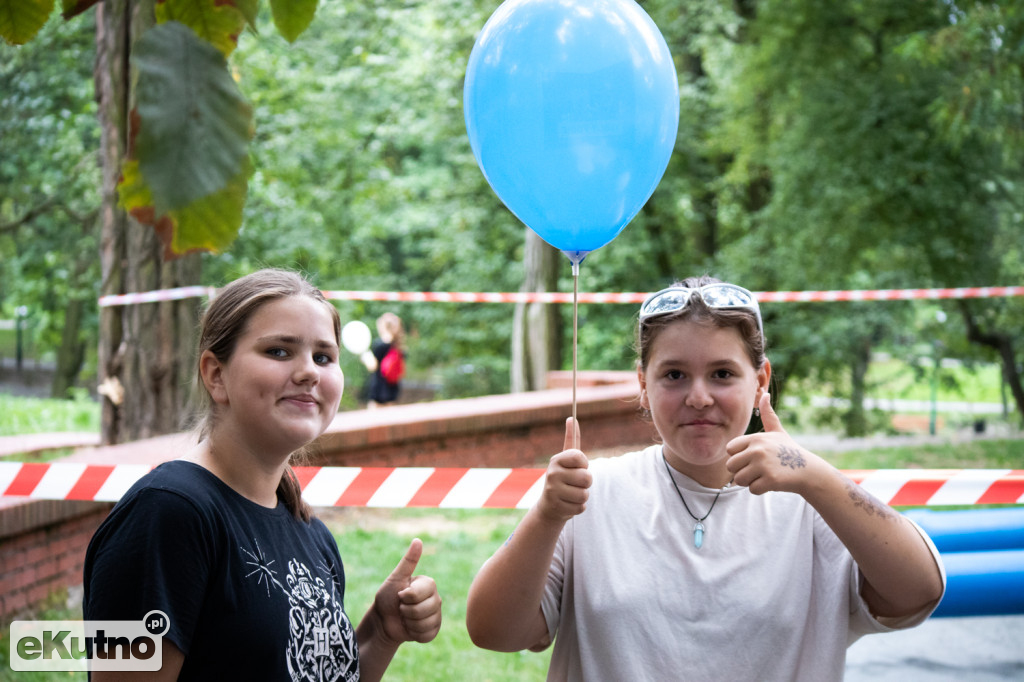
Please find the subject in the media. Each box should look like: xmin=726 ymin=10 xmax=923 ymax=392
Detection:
xmin=27 ymin=582 xmax=52 ymax=606
xmin=3 ymin=590 xmax=29 ymax=616
xmin=33 ymin=556 xmax=59 ymax=581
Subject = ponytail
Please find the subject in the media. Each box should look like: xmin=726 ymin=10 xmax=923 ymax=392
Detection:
xmin=277 ymin=465 xmax=313 ymax=523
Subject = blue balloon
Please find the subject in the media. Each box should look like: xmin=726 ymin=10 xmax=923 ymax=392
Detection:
xmin=464 ymin=0 xmax=679 ymax=263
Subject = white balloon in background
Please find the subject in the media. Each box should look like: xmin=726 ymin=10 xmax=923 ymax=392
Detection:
xmin=341 ymin=320 xmax=372 ymax=355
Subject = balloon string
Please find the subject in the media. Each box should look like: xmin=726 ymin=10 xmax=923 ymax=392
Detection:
xmin=572 ymin=261 xmax=579 ymax=450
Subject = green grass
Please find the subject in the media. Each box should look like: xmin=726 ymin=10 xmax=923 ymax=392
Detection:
xmin=324 ymin=508 xmax=550 ymax=681
xmin=0 ymin=392 xmax=101 ymax=463
xmin=0 ymin=328 xmax=18 ymax=358
xmin=0 ymin=393 xmax=99 ymax=438
xmin=866 ymin=358 xmax=1003 ymax=404
xmin=819 ymin=439 xmax=1024 ymax=470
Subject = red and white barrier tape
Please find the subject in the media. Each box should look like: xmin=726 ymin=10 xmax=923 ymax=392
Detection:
xmin=98 ymin=286 xmax=217 ymax=307
xmin=1 ymin=462 xmax=1022 ymax=508
xmin=98 ymin=285 xmax=1024 ymax=308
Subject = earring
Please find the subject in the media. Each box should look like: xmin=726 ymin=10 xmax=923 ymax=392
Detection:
xmin=753 ymin=407 xmax=760 ymax=418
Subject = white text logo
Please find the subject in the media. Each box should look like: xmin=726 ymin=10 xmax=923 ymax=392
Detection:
xmin=9 ymin=610 xmax=169 ymax=672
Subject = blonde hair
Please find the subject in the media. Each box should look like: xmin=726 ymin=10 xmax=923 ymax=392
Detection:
xmin=376 ymin=312 xmax=405 ymax=350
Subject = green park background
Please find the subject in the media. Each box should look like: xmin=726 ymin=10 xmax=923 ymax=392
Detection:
xmin=1 ymin=1 xmax=1022 ymax=431
xmin=1 ymin=1 xmax=1022 ymax=680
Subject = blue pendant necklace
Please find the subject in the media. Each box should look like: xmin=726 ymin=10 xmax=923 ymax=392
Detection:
xmin=662 ymin=454 xmax=727 ymax=549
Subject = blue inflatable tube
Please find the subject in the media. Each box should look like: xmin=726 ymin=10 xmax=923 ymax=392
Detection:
xmin=932 ymin=549 xmax=1024 ymax=617
xmin=904 ymin=508 xmax=1024 ymax=553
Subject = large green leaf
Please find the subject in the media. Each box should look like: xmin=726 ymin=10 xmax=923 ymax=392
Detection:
xmin=0 ymin=0 xmax=53 ymax=45
xmin=117 ymin=158 xmax=153 ymax=215
xmin=233 ymin=0 xmax=259 ymax=30
xmin=118 ymin=156 xmax=250 ymax=256
xmin=269 ymin=0 xmax=317 ymax=43
xmin=155 ymin=0 xmax=247 ymax=57
xmin=133 ymin=21 xmax=253 ymax=213
xmin=168 ymin=156 xmax=251 ymax=255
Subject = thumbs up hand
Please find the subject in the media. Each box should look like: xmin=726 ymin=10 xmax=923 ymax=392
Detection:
xmin=537 ymin=417 xmax=592 ymax=524
xmin=372 ymin=538 xmax=442 ymax=645
xmin=726 ymin=393 xmax=824 ymax=496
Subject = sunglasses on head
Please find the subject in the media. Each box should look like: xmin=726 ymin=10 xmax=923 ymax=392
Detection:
xmin=639 ymin=283 xmax=764 ymax=338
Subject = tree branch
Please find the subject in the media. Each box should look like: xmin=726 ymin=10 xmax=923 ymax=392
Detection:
xmin=0 ymin=197 xmax=98 ymax=234
xmin=957 ymin=300 xmax=1024 ymax=422
xmin=0 ymin=196 xmax=59 ymax=234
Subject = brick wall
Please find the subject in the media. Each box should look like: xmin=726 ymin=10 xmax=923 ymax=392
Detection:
xmin=313 ymin=375 xmax=653 ymax=467
xmin=0 ymin=500 xmax=111 ymax=620
xmin=0 ymin=372 xmax=651 ymax=623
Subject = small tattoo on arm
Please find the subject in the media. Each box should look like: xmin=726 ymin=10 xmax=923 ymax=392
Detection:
xmin=504 ymin=531 xmax=515 ymax=547
xmin=847 ymin=482 xmax=897 ymax=519
xmin=776 ymin=445 xmax=807 ymax=469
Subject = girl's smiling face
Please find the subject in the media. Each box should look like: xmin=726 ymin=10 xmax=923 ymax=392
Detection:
xmin=203 ymin=296 xmax=344 ymax=458
xmin=638 ymin=318 xmax=770 ymax=487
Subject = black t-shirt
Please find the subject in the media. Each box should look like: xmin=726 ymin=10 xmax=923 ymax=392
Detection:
xmin=83 ymin=460 xmax=360 ymax=681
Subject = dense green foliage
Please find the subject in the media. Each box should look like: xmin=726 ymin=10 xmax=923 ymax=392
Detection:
xmin=0 ymin=12 xmax=100 ymax=387
xmin=1 ymin=1 xmax=1022 ymax=432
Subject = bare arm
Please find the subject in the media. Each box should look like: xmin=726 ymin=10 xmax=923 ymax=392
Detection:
xmin=727 ymin=394 xmax=944 ymax=619
xmin=803 ymin=465 xmax=944 ymax=617
xmin=360 ymin=350 xmax=378 ymax=372
xmin=466 ymin=418 xmax=590 ymax=652
xmin=357 ymin=539 xmax=443 ymax=682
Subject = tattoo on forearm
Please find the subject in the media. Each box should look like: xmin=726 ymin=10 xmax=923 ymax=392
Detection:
xmin=847 ymin=482 xmax=897 ymax=519
xmin=776 ymin=445 xmax=807 ymax=469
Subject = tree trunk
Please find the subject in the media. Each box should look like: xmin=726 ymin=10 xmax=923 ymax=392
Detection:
xmin=51 ymin=210 xmax=98 ymax=399
xmin=846 ymin=337 xmax=871 ymax=437
xmin=51 ymin=296 xmax=85 ymax=399
xmin=511 ymin=230 xmax=562 ymax=392
xmin=959 ymin=301 xmax=1024 ymax=425
xmin=95 ymin=0 xmax=201 ymax=444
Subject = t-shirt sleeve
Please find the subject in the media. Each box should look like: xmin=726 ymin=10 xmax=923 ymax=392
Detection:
xmin=84 ymin=487 xmax=215 ymax=656
xmin=540 ymin=523 xmax=568 ymax=643
xmin=371 ymin=340 xmax=389 ymax=363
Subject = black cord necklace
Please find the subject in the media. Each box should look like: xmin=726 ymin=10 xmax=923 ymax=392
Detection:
xmin=662 ymin=453 xmax=728 ymax=549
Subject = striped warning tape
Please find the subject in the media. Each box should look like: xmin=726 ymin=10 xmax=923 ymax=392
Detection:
xmin=98 ymin=285 xmax=1024 ymax=308
xmin=1 ymin=462 xmax=1022 ymax=508
xmin=98 ymin=285 xmax=217 ymax=307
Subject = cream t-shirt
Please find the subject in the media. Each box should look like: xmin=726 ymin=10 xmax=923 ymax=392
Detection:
xmin=540 ymin=445 xmax=945 ymax=682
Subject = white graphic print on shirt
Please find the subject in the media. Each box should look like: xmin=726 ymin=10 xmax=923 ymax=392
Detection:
xmin=242 ymin=540 xmax=359 ymax=681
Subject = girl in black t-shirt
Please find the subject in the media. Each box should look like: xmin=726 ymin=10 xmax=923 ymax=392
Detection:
xmin=361 ymin=312 xmax=405 ymax=408
xmin=84 ymin=269 xmax=442 ymax=681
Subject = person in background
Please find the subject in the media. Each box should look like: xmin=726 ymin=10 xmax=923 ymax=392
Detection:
xmin=84 ymin=269 xmax=442 ymax=681
xmin=466 ymin=274 xmax=945 ymax=682
xmin=362 ymin=312 xmax=405 ymax=408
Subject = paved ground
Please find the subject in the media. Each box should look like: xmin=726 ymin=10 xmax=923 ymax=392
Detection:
xmin=846 ymin=615 xmax=1024 ymax=680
